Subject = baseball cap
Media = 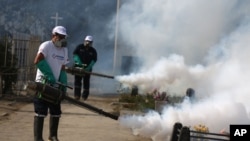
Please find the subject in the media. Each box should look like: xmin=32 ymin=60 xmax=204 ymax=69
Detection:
xmin=85 ymin=35 xmax=93 ymax=41
xmin=52 ymin=26 xmax=67 ymax=36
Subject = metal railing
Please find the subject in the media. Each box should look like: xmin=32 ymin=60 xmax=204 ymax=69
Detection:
xmin=170 ymin=122 xmax=230 ymax=141
xmin=0 ymin=32 xmax=41 ymax=96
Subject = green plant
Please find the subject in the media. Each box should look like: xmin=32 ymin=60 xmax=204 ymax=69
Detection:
xmin=119 ymin=93 xmax=155 ymax=111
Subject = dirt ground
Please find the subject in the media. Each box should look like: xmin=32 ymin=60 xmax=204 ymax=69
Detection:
xmin=0 ymin=93 xmax=152 ymax=141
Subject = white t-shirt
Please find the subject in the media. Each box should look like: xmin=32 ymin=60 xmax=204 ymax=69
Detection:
xmin=35 ymin=41 xmax=69 ymax=82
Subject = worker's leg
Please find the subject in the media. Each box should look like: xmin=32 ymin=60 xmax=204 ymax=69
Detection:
xmin=48 ymin=102 xmax=61 ymax=141
xmin=74 ymin=75 xmax=82 ymax=100
xmin=82 ymin=74 xmax=91 ymax=100
xmin=33 ymin=97 xmax=48 ymax=141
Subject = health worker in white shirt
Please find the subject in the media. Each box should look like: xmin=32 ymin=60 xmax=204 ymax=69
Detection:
xmin=33 ymin=26 xmax=69 ymax=141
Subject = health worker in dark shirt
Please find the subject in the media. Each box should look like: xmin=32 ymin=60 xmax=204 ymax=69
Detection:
xmin=73 ymin=35 xmax=97 ymax=100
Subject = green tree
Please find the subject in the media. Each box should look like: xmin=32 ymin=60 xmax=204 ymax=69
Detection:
xmin=0 ymin=34 xmax=18 ymax=94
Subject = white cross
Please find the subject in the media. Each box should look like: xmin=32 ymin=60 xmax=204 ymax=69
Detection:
xmin=51 ymin=12 xmax=63 ymax=26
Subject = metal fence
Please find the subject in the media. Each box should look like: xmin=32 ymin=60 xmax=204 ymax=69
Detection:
xmin=0 ymin=32 xmax=41 ymax=96
xmin=170 ymin=122 xmax=230 ymax=141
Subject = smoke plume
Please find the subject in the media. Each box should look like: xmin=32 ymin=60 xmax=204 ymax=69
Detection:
xmin=114 ymin=0 xmax=250 ymax=140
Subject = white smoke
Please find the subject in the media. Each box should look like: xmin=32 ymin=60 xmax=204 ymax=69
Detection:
xmin=116 ymin=54 xmax=219 ymax=97
xmin=114 ymin=0 xmax=250 ymax=140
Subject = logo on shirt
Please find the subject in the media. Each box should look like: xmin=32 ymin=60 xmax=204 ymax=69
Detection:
xmin=52 ymin=53 xmax=64 ymax=60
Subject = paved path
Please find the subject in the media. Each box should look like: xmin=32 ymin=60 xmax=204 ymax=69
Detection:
xmin=0 ymin=95 xmax=151 ymax=141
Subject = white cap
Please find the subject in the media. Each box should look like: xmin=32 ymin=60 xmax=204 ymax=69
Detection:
xmin=85 ymin=35 xmax=93 ymax=41
xmin=52 ymin=26 xmax=67 ymax=36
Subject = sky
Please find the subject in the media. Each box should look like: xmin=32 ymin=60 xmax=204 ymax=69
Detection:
xmin=113 ymin=0 xmax=250 ymax=140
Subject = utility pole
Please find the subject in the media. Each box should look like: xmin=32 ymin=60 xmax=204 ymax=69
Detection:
xmin=113 ymin=0 xmax=120 ymax=75
xmin=51 ymin=12 xmax=63 ymax=26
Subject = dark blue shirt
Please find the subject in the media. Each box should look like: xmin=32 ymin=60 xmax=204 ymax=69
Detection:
xmin=73 ymin=44 xmax=97 ymax=65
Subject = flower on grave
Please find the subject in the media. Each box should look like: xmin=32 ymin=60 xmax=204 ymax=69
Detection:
xmin=151 ymin=89 xmax=169 ymax=101
xmin=193 ymin=124 xmax=209 ymax=133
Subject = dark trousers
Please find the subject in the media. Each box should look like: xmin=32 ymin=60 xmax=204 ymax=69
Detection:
xmin=34 ymin=97 xmax=61 ymax=117
xmin=74 ymin=74 xmax=91 ymax=98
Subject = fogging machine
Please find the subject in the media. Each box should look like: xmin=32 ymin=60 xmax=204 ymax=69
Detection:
xmin=25 ymin=81 xmax=119 ymax=120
